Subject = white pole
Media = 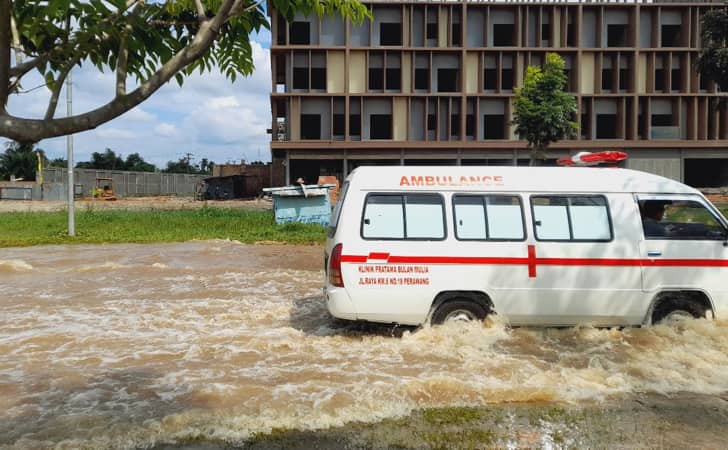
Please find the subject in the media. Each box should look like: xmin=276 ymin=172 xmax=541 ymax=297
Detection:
xmin=66 ymin=70 xmax=75 ymax=237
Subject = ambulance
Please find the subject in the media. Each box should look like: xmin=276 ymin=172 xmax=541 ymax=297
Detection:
xmin=324 ymin=166 xmax=728 ymax=327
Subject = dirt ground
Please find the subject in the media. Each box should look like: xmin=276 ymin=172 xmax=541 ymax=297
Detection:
xmin=154 ymin=393 xmax=728 ymax=450
xmin=704 ymin=194 xmax=728 ymax=205
xmin=0 ymin=196 xmax=273 ymax=213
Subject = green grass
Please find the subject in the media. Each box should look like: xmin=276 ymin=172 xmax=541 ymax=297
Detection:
xmin=2 ymin=204 xmax=727 ymax=249
xmin=0 ymin=208 xmax=326 ymax=247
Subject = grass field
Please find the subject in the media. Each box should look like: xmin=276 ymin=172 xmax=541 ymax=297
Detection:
xmin=0 ymin=208 xmax=327 ymax=247
xmin=1 ymin=204 xmax=727 ymax=248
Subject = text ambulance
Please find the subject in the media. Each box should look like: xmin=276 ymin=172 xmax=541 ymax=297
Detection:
xmin=325 ymin=166 xmax=728 ymax=326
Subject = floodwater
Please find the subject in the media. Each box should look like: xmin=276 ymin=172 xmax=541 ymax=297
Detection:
xmin=1 ymin=241 xmax=727 ymax=449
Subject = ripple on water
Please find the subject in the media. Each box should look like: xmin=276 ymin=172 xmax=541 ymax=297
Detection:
xmin=1 ymin=241 xmax=728 ymax=449
xmin=0 ymin=259 xmax=33 ymax=272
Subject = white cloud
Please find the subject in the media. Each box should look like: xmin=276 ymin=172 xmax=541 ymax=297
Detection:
xmin=154 ymin=123 xmax=178 ymax=137
xmin=125 ymin=107 xmax=156 ymax=122
xmin=96 ymin=128 xmax=136 ymax=139
xmin=205 ymin=96 xmax=240 ymax=110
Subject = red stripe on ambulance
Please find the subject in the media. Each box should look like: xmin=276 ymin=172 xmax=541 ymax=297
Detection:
xmin=342 ymin=247 xmax=728 ymax=278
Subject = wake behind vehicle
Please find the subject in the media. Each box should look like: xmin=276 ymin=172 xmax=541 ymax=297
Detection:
xmin=325 ymin=166 xmax=728 ymax=327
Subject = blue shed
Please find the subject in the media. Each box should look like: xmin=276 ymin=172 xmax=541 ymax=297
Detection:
xmin=263 ymin=184 xmax=336 ymax=226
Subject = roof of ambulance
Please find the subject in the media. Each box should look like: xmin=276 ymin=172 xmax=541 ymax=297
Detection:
xmin=345 ymin=166 xmax=699 ymax=195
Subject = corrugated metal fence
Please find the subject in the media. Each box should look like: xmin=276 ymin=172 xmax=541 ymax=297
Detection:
xmin=42 ymin=168 xmax=206 ymax=198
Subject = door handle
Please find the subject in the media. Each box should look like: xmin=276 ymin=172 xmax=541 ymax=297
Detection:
xmin=647 ymin=251 xmax=662 ymax=257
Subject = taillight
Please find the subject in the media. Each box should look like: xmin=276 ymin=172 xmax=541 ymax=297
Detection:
xmin=328 ymin=243 xmax=344 ymax=287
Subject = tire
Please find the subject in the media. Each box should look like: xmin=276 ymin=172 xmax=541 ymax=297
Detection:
xmin=431 ymin=299 xmax=488 ymax=325
xmin=651 ymin=297 xmax=706 ymax=325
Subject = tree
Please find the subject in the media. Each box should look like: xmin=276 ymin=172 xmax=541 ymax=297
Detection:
xmin=695 ymin=3 xmax=728 ymax=94
xmin=164 ymin=155 xmax=196 ymax=174
xmin=0 ymin=0 xmax=369 ymax=144
xmin=198 ymin=157 xmax=213 ymax=174
xmin=512 ymin=53 xmax=578 ymax=165
xmin=164 ymin=154 xmax=213 ymax=174
xmin=48 ymin=157 xmax=67 ymax=168
xmin=124 ymin=152 xmax=157 ymax=172
xmin=76 ymin=148 xmax=125 ymax=170
xmin=75 ymin=148 xmax=157 ymax=171
xmin=0 ymin=141 xmax=46 ymax=180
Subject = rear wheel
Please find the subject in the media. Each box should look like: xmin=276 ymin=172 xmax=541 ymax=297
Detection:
xmin=651 ymin=297 xmax=706 ymax=325
xmin=431 ymin=299 xmax=488 ymax=325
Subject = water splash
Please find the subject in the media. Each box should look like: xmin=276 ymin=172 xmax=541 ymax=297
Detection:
xmin=1 ymin=241 xmax=727 ymax=449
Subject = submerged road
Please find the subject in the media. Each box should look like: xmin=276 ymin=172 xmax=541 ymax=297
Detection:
xmin=1 ymin=241 xmax=727 ymax=449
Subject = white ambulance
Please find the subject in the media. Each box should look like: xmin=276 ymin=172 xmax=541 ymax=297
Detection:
xmin=324 ymin=166 xmax=728 ymax=327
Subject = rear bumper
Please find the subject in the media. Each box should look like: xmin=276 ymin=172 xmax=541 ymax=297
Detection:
xmin=325 ymin=286 xmax=357 ymax=320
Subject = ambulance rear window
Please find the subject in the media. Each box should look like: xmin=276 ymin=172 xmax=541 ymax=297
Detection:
xmin=328 ymin=181 xmax=349 ymax=237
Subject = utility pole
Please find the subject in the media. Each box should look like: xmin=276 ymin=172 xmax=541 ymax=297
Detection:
xmin=66 ymin=71 xmax=74 ymax=236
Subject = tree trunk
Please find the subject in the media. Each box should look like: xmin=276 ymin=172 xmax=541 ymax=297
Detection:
xmin=0 ymin=0 xmax=11 ymax=113
xmin=529 ymin=145 xmax=547 ymax=166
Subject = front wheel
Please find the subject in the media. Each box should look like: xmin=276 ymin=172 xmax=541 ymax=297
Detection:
xmin=430 ymin=299 xmax=488 ymax=325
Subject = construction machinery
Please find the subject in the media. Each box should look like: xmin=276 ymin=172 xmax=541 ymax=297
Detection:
xmin=94 ymin=177 xmax=117 ymax=201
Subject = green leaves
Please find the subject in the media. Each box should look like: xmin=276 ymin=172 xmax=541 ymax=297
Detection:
xmin=9 ymin=0 xmax=367 ymax=93
xmin=696 ymin=5 xmax=728 ymax=93
xmin=3 ymin=0 xmax=369 ymax=143
xmin=0 ymin=142 xmax=46 ymax=181
xmin=513 ymin=53 xmax=578 ymax=164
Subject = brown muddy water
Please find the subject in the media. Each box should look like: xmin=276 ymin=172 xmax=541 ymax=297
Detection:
xmin=1 ymin=241 xmax=728 ymax=449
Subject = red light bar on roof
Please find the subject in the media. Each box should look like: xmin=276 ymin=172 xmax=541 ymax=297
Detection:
xmin=557 ymin=151 xmax=628 ymax=167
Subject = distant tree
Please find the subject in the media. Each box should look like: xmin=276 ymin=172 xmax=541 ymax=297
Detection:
xmin=76 ymin=148 xmax=124 ymax=170
xmin=124 ymin=153 xmax=157 ymax=172
xmin=513 ymin=53 xmax=578 ymax=165
xmin=695 ymin=3 xmax=728 ymax=94
xmin=0 ymin=141 xmax=46 ymax=181
xmin=164 ymin=156 xmax=196 ymax=174
xmin=165 ymin=155 xmax=213 ymax=174
xmin=48 ymin=157 xmax=67 ymax=168
xmin=199 ymin=158 xmax=214 ymax=175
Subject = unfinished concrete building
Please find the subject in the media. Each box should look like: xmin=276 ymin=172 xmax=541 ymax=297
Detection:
xmin=268 ymin=1 xmax=728 ymax=187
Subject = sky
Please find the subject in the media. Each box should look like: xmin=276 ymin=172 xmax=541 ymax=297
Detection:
xmin=4 ymin=29 xmax=274 ymax=168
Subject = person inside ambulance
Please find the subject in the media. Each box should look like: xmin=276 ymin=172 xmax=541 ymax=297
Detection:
xmin=640 ymin=200 xmax=671 ymax=238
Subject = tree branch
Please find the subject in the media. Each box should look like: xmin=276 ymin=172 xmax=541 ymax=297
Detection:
xmin=0 ymin=0 xmax=11 ymax=113
xmin=44 ymin=56 xmax=79 ymax=120
xmin=10 ymin=13 xmax=21 ymax=65
xmin=1 ymin=0 xmax=238 ymax=143
xmin=243 ymin=0 xmax=265 ymax=13
xmin=194 ymin=0 xmax=206 ymax=22
xmin=116 ymin=26 xmax=130 ymax=98
xmin=227 ymin=0 xmax=263 ymax=20
xmin=9 ymin=54 xmax=48 ymax=79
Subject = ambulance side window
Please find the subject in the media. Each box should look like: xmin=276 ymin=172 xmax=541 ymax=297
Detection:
xmin=362 ymin=195 xmax=404 ymax=239
xmin=453 ymin=196 xmax=486 ymax=239
xmin=487 ymin=196 xmax=525 ymax=240
xmin=531 ymin=195 xmax=612 ymax=242
xmin=453 ymin=195 xmax=525 ymax=241
xmin=405 ymin=195 xmax=446 ymax=239
xmin=532 ymin=197 xmax=570 ymax=240
xmin=362 ymin=194 xmax=445 ymax=240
